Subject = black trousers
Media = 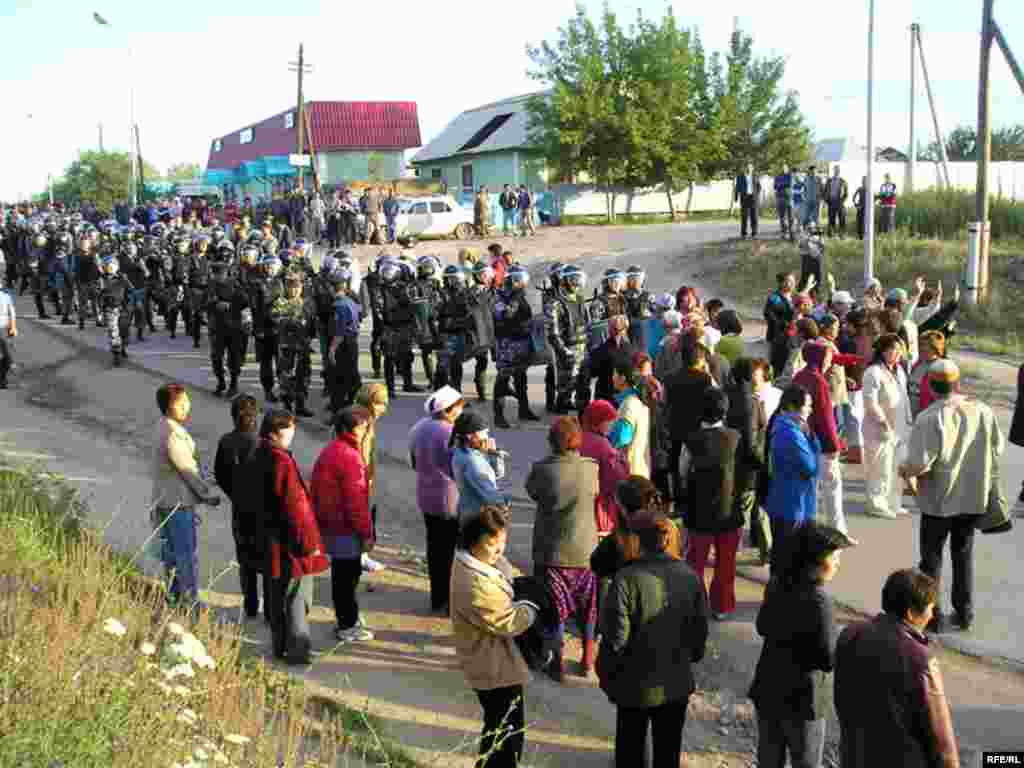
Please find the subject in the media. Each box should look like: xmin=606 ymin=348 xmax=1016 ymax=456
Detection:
xmin=667 ymin=439 xmax=685 ymax=507
xmin=424 ymin=514 xmax=459 ymax=611
xmin=614 ymin=697 xmax=689 ymax=768
xmin=827 ymin=203 xmax=847 ymax=236
xmin=799 ymin=253 xmax=822 ymax=294
xmin=330 ymin=556 xmax=363 ymax=630
xmin=0 ymin=335 xmax=11 ymax=381
xmin=329 ymin=335 xmax=362 ymax=412
xmin=211 ymin=329 xmax=244 ymax=382
xmin=255 ymin=334 xmax=279 ymax=393
xmin=919 ymin=514 xmax=979 ymax=621
xmin=755 ymin=712 xmax=826 ymax=768
xmin=740 ymin=196 xmax=759 ymax=237
xmin=475 ymin=685 xmax=525 ymax=768
xmin=856 ymin=207 xmax=865 ymax=239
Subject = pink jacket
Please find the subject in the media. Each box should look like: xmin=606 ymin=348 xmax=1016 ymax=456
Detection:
xmin=580 ymin=430 xmax=630 ymax=533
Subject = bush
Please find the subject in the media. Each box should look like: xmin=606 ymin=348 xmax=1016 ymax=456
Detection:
xmin=895 ymin=188 xmax=1024 ymax=240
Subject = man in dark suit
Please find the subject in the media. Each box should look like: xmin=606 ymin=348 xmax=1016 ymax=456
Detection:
xmin=734 ymin=163 xmax=761 ymax=239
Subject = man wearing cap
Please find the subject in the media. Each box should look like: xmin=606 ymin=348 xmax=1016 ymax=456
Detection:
xmin=899 ymin=359 xmax=1005 ymax=632
xmin=885 ymin=278 xmax=927 ymax=368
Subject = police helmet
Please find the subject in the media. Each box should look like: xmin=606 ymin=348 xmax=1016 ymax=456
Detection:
xmin=506 ymin=265 xmax=530 ymax=291
xmin=625 ymin=265 xmax=646 ymax=289
xmin=443 ymin=264 xmax=467 ymax=290
xmin=417 ymin=255 xmax=440 ymax=281
xmin=560 ymin=264 xmax=586 ymax=293
xmin=120 ymin=241 xmax=138 ymax=260
xmin=210 ymin=228 xmax=225 ymax=244
xmin=602 ymin=268 xmax=626 ymax=293
xmin=100 ymin=255 xmax=119 ymax=276
xmin=655 ymin=292 xmax=676 ymax=312
xmin=258 ymin=253 xmax=282 ymax=277
xmin=32 ymin=233 xmax=47 ymax=248
xmin=239 ymin=245 xmax=260 ymax=267
xmin=333 ymin=266 xmax=354 ymax=291
xmin=150 ymin=223 xmax=167 ymax=239
xmin=320 ymin=252 xmax=338 ymax=274
xmin=379 ymin=260 xmax=401 ymax=283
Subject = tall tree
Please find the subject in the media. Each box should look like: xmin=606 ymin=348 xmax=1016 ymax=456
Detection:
xmin=50 ymin=150 xmax=160 ymax=211
xmin=709 ymin=28 xmax=811 ymax=179
xmin=925 ymin=123 xmax=1024 ymax=161
xmin=165 ymin=162 xmax=202 ymax=180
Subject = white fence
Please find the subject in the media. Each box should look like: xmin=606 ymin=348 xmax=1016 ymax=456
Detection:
xmin=543 ymin=161 xmax=1024 ymax=218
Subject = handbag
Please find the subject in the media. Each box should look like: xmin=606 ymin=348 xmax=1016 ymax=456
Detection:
xmin=976 ymin=481 xmax=1012 ymax=534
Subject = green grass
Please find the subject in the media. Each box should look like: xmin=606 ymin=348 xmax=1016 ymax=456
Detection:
xmin=895 ymin=188 xmax=1024 ymax=240
xmin=0 ymin=463 xmax=426 ymax=768
xmin=705 ymin=232 xmax=1024 ymax=357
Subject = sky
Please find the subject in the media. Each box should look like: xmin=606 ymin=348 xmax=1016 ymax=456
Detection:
xmin=1 ymin=0 xmax=1023 ymax=201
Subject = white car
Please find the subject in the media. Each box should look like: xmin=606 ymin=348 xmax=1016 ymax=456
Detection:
xmin=395 ymin=195 xmax=475 ymax=240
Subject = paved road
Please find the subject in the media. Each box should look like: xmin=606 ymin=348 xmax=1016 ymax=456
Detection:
xmin=6 ymin=218 xmax=1024 ymax=671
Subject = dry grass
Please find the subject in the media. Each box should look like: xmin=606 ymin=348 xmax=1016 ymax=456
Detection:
xmin=0 ymin=464 xmax=419 ymax=768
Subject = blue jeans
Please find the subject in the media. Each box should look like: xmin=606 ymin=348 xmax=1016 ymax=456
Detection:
xmin=502 ymin=208 xmax=518 ymax=233
xmin=158 ymin=506 xmax=199 ymax=604
xmin=386 ymin=217 xmax=397 ymax=242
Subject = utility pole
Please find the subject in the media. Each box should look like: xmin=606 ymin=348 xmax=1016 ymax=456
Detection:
xmin=135 ymin=124 xmax=145 ymax=203
xmin=969 ymin=0 xmax=995 ymax=305
xmin=99 ymin=122 xmax=104 ymax=152
xmin=993 ymin=21 xmax=1024 ymax=96
xmin=289 ymin=44 xmax=312 ymax=191
xmin=915 ymin=26 xmax=952 ymax=188
xmin=864 ymin=0 xmax=876 ymax=288
xmin=908 ymin=24 xmax=917 ymax=194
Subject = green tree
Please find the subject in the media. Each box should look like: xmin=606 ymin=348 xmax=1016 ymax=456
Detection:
xmin=928 ymin=123 xmax=1024 ymax=161
xmin=709 ymin=28 xmax=811 ymax=181
xmin=50 ymin=150 xmax=161 ymax=211
xmin=526 ymin=4 xmax=643 ymax=222
xmin=165 ymin=162 xmax=202 ymax=180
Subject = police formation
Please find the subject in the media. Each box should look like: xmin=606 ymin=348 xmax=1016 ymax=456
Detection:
xmin=2 ymin=212 xmax=671 ymax=426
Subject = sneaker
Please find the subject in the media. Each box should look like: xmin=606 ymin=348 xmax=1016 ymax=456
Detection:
xmin=895 ymin=507 xmax=911 ymax=516
xmin=336 ymin=626 xmax=374 ymax=642
xmin=865 ymin=506 xmax=898 ymax=519
xmin=361 ymin=553 xmax=386 ymax=573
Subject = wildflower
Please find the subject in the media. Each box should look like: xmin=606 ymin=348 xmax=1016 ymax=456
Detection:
xmin=164 ymin=663 xmax=196 ymax=680
xmin=103 ymin=618 xmax=128 ymax=638
xmin=224 ymin=734 xmax=251 ymax=746
xmin=194 ymin=652 xmax=216 ymax=670
xmin=177 ymin=708 xmax=198 ymax=726
xmin=139 ymin=641 xmax=158 ymax=657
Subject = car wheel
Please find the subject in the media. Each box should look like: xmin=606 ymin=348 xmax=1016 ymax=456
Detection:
xmin=454 ymin=223 xmax=473 ymax=240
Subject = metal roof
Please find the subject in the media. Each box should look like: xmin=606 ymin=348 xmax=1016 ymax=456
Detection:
xmin=207 ymin=101 xmax=421 ymax=171
xmin=411 ymin=92 xmax=548 ymax=164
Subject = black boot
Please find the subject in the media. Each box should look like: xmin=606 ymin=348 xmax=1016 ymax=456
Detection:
xmin=137 ymin=327 xmax=144 ymax=342
xmin=295 ymin=397 xmax=314 ymax=418
xmin=112 ymin=349 xmax=121 ymax=367
xmin=214 ymin=378 xmax=227 ymax=397
xmin=421 ymin=353 xmax=434 ymax=388
xmin=35 ymin=296 xmax=48 ymax=319
xmin=516 ymin=373 xmax=539 ymax=421
xmin=225 ymin=378 xmax=239 ymax=399
xmin=403 ymin=370 xmax=424 ymax=393
xmin=493 ymin=399 xmax=511 ymax=430
xmin=264 ymin=387 xmax=279 ymax=404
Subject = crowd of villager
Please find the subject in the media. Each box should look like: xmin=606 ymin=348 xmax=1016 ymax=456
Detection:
xmin=2 ymin=196 xmax=1020 ymax=768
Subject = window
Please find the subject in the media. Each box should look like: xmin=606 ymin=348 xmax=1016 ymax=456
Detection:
xmin=431 ymin=168 xmax=442 ymax=180
xmin=411 ymin=202 xmax=428 ymax=215
xmin=429 ymin=201 xmax=447 ymax=213
xmin=240 ymin=128 xmax=254 ymax=144
xmin=213 ymin=139 xmax=223 ymax=153
xmin=284 ymin=112 xmax=295 ymax=129
xmin=461 ymin=164 xmax=473 ymax=190
xmin=459 ymin=113 xmax=514 ymax=151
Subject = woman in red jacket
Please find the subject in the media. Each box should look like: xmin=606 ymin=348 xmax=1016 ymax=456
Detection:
xmin=262 ymin=409 xmax=329 ymax=664
xmin=312 ymin=406 xmax=374 ymax=642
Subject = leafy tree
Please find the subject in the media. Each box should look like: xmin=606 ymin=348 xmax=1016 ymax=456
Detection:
xmin=924 ymin=123 xmax=1024 ymax=162
xmin=708 ymin=28 xmax=812 ymax=180
xmin=165 ymin=162 xmax=202 ymax=180
xmin=49 ymin=150 xmax=160 ymax=212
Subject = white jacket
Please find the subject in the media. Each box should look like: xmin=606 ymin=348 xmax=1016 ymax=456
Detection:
xmin=862 ymin=364 xmax=912 ymax=442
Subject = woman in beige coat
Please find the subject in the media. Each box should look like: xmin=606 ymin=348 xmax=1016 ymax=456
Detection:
xmin=150 ymin=383 xmax=220 ymax=608
xmin=450 ymin=505 xmax=538 ymax=768
xmin=861 ymin=334 xmax=912 ymax=518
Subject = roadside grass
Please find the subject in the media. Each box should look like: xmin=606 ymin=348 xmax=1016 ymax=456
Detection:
xmin=0 ymin=463 xmax=424 ymax=768
xmin=702 ymin=232 xmax=1024 ymax=357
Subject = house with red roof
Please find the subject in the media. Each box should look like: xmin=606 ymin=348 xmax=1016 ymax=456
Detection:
xmin=206 ymin=101 xmax=421 ymax=199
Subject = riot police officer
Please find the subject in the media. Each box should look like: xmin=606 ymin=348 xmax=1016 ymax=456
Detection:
xmin=492 ymin=264 xmax=539 ymax=429
xmin=378 ymin=258 xmax=423 ymax=397
xmin=434 ymin=264 xmax=473 ymax=392
xmin=252 ymin=253 xmax=284 ymax=403
xmin=587 ymin=268 xmax=628 ymax=351
xmin=164 ymin=237 xmax=191 ymax=339
xmin=545 ymin=264 xmax=589 ymax=415
xmin=468 ymin=261 xmax=497 ymax=401
xmin=313 ymin=251 xmax=342 ymax=396
xmin=98 ymin=254 xmax=132 ymax=366
xmin=623 ymin=264 xmax=654 ymax=353
xmin=27 ymin=226 xmax=50 ymax=319
xmin=361 ymin=253 xmax=386 ymax=378
xmin=75 ymin=232 xmax=103 ymax=329
xmin=539 ymin=262 xmax=563 ymax=411
xmin=270 ymin=267 xmax=316 ymax=417
xmin=205 ymin=251 xmax=249 ymax=398
xmin=188 ymin=234 xmax=211 ymax=348
xmin=141 ymin=235 xmax=164 ymax=334
xmin=119 ymin=240 xmax=149 ymax=341
xmin=412 ymin=255 xmax=441 ymax=386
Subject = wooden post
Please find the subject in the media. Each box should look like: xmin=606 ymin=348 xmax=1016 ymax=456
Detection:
xmin=993 ymin=21 xmax=1024 ymax=96
xmin=296 ymin=43 xmax=305 ymax=191
xmin=908 ymin=24 xmax=917 ymax=193
xmin=975 ymin=0 xmax=995 ymax=300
